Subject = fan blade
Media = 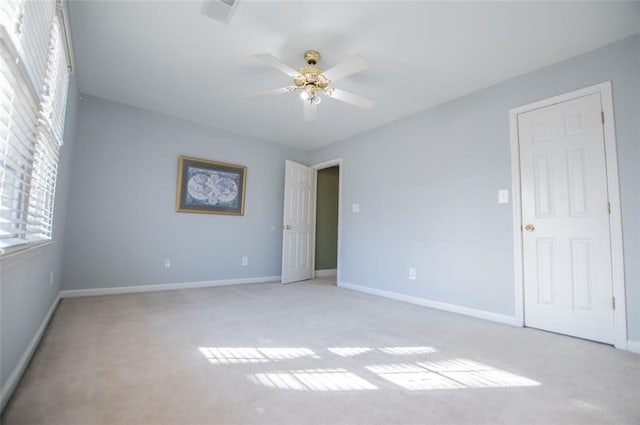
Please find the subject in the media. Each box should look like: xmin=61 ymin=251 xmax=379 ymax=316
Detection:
xmin=254 ymin=53 xmax=301 ymax=78
xmin=246 ymin=87 xmax=293 ymax=100
xmin=326 ymin=88 xmax=374 ymax=110
xmin=322 ymin=55 xmax=368 ymax=82
xmin=304 ymin=101 xmax=317 ymax=121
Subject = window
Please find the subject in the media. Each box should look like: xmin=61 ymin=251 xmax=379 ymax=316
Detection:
xmin=0 ymin=0 xmax=70 ymax=254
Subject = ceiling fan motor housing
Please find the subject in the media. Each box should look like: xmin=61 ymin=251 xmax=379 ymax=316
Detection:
xmin=303 ymin=50 xmax=320 ymax=65
xmin=293 ymin=50 xmax=331 ymax=93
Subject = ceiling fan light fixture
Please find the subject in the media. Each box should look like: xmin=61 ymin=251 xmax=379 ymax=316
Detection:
xmin=299 ymin=82 xmax=322 ymax=104
xmin=301 ymin=90 xmax=321 ymax=105
xmin=301 ymin=92 xmax=321 ymax=105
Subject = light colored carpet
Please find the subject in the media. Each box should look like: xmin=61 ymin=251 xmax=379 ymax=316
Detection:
xmin=2 ymin=278 xmax=639 ymax=425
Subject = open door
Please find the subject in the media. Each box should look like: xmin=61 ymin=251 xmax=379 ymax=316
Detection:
xmin=281 ymin=160 xmax=315 ymax=284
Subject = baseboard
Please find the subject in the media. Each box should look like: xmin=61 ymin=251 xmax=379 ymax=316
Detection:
xmin=60 ymin=275 xmax=280 ymax=298
xmin=314 ymin=269 xmax=337 ymax=278
xmin=1 ymin=293 xmax=61 ymax=412
xmin=338 ymin=281 xmax=520 ymax=326
xmin=627 ymin=340 xmax=640 ymax=354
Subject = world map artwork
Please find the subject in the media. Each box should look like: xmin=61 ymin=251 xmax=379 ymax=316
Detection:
xmin=186 ymin=166 xmax=240 ymax=207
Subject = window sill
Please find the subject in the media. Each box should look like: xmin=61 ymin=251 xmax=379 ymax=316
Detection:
xmin=0 ymin=241 xmax=54 ymax=262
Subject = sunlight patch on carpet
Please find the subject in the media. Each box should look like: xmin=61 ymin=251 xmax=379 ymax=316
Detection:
xmin=366 ymin=358 xmax=540 ymax=390
xmin=198 ymin=347 xmax=320 ymax=364
xmin=249 ymin=369 xmax=378 ymax=391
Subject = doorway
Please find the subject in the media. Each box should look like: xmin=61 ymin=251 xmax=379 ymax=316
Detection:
xmin=280 ymin=159 xmax=342 ymax=285
xmin=509 ymin=82 xmax=627 ymax=348
xmin=313 ymin=159 xmax=342 ymax=284
xmin=314 ymin=166 xmax=339 ymax=279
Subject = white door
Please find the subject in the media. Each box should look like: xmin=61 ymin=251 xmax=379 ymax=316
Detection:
xmin=518 ymin=93 xmax=614 ymax=344
xmin=281 ymin=160 xmax=315 ymax=284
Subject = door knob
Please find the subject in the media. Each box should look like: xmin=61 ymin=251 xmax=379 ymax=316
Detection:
xmin=524 ymin=224 xmax=535 ymax=232
xmin=282 ymin=224 xmax=292 ymax=230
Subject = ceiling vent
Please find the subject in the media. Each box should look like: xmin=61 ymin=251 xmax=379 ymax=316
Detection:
xmin=201 ymin=0 xmax=240 ymax=24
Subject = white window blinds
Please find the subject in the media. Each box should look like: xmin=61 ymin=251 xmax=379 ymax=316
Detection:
xmin=0 ymin=1 xmax=23 ymax=49
xmin=0 ymin=49 xmax=38 ymax=247
xmin=0 ymin=0 xmax=70 ymax=253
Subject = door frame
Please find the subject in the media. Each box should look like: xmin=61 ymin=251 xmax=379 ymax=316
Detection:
xmin=311 ymin=158 xmax=343 ymax=284
xmin=508 ymin=81 xmax=627 ymax=349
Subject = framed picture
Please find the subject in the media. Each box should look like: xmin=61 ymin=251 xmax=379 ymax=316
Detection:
xmin=176 ymin=155 xmax=246 ymax=215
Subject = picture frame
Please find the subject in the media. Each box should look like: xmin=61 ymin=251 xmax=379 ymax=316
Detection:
xmin=176 ymin=155 xmax=247 ymax=216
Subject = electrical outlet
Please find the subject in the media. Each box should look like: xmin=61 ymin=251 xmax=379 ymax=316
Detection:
xmin=242 ymin=256 xmax=249 ymax=266
xmin=164 ymin=259 xmax=171 ymax=268
xmin=409 ymin=267 xmax=417 ymax=280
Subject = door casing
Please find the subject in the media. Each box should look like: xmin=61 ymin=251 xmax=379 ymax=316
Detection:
xmin=509 ymin=81 xmax=627 ymax=349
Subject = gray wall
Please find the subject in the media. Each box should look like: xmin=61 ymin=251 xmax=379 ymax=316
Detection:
xmin=310 ymin=35 xmax=640 ymax=341
xmin=315 ymin=166 xmax=339 ymax=270
xmin=62 ymin=96 xmax=308 ymax=290
xmin=1 ymin=78 xmax=79 ymax=406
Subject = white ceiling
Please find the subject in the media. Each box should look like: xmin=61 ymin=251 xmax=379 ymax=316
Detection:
xmin=68 ymin=1 xmax=640 ymax=150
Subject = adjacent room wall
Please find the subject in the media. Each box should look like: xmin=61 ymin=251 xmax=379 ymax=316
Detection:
xmin=315 ymin=166 xmax=339 ymax=270
xmin=310 ymin=35 xmax=640 ymax=341
xmin=1 ymin=79 xmax=79 ymax=410
xmin=61 ymin=96 xmax=308 ymax=291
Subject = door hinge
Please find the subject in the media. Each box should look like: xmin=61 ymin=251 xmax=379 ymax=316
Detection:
xmin=601 ymin=111 xmax=605 ymax=124
xmin=612 ymin=297 xmax=616 ymax=310
xmin=607 ymin=202 xmax=611 ymax=215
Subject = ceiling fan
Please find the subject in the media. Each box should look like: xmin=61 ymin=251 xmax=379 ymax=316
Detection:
xmin=248 ymin=50 xmax=374 ymax=121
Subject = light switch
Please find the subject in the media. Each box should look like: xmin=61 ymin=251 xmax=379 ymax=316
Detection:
xmin=498 ymin=189 xmax=509 ymax=204
xmin=409 ymin=268 xmax=417 ymax=280
xmin=352 ymin=203 xmax=360 ymax=213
